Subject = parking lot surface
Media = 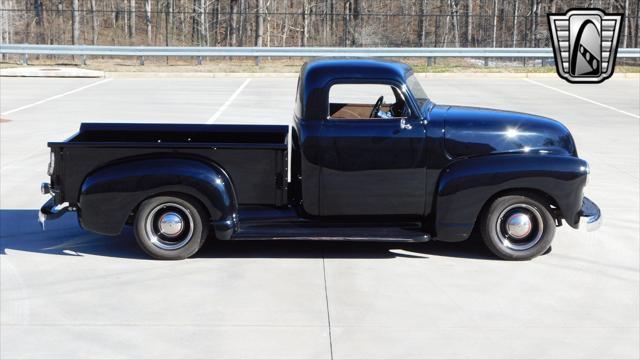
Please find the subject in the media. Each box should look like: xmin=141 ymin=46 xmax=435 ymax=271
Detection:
xmin=1 ymin=74 xmax=639 ymax=359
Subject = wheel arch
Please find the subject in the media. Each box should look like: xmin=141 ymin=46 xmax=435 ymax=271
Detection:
xmin=434 ymin=154 xmax=588 ymax=242
xmin=78 ymin=157 xmax=238 ymax=239
xmin=472 ymin=188 xmax=562 ymax=233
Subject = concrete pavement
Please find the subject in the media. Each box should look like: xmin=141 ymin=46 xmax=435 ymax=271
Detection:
xmin=1 ymin=74 xmax=638 ymax=359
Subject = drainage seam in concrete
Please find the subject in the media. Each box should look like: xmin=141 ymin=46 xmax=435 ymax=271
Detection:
xmin=321 ymin=249 xmax=334 ymax=360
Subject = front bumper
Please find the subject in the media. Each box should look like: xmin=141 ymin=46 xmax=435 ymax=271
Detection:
xmin=578 ymin=196 xmax=601 ymax=231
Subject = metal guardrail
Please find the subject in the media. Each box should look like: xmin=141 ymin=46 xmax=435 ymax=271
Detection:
xmin=1 ymin=44 xmax=639 ymax=64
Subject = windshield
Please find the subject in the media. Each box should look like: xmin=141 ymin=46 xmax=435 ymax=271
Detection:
xmin=406 ymin=74 xmax=430 ymax=109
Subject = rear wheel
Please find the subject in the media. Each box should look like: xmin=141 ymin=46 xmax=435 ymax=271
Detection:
xmin=134 ymin=195 xmax=209 ymax=260
xmin=480 ymin=194 xmax=555 ymax=260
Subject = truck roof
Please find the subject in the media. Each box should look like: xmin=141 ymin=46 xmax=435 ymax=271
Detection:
xmin=300 ymin=58 xmax=414 ymax=82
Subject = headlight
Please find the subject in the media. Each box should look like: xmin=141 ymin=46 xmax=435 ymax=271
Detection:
xmin=47 ymin=152 xmax=55 ymax=176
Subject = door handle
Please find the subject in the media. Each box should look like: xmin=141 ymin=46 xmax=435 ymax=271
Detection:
xmin=400 ymin=119 xmax=413 ymax=130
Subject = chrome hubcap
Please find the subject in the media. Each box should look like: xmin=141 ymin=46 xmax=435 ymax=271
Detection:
xmin=158 ymin=212 xmax=184 ymax=237
xmin=496 ymin=204 xmax=544 ymax=251
xmin=505 ymin=213 xmax=532 ymax=239
xmin=145 ymin=203 xmax=194 ymax=250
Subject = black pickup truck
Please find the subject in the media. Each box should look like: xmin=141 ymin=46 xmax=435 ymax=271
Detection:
xmin=40 ymin=59 xmax=601 ymax=260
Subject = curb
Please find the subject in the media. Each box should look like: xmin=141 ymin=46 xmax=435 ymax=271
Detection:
xmin=0 ymin=67 xmax=104 ymax=78
xmin=104 ymin=72 xmax=300 ymax=78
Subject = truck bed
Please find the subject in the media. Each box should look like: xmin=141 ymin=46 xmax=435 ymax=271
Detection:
xmin=49 ymin=123 xmax=289 ymax=207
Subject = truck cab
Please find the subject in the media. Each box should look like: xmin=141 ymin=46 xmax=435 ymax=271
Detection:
xmin=292 ymin=59 xmax=430 ymax=218
xmin=40 ymin=59 xmax=601 ymax=261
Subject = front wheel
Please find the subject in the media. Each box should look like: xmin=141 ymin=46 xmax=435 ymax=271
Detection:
xmin=134 ymin=195 xmax=209 ymax=260
xmin=480 ymin=194 xmax=556 ymax=260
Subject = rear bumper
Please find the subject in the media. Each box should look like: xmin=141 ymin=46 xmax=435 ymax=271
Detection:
xmin=38 ymin=182 xmax=72 ymax=227
xmin=578 ymin=196 xmax=601 ymax=232
xmin=38 ymin=197 xmax=70 ymax=224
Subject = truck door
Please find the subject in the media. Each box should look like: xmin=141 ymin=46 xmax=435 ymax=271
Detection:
xmin=319 ymin=83 xmax=427 ymax=216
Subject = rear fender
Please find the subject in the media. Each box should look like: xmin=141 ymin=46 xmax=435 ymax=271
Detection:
xmin=78 ymin=158 xmax=237 ymax=239
xmin=435 ymin=154 xmax=588 ymax=242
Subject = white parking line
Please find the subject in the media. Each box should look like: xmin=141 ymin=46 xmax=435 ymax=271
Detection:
xmin=524 ymin=78 xmax=640 ymax=119
xmin=0 ymin=78 xmax=113 ymax=116
xmin=206 ymin=78 xmax=251 ymax=124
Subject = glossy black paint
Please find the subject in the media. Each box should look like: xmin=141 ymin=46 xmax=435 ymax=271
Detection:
xmin=435 ymin=154 xmax=588 ymax=241
xmin=318 ymin=118 xmax=427 ymax=215
xmin=79 ymin=158 xmax=238 ymax=239
xmin=50 ymin=123 xmax=288 ymax=208
xmin=48 ymin=123 xmax=287 ymax=237
xmin=293 ymin=59 xmax=427 ymax=216
xmin=43 ymin=59 xmax=594 ymax=245
xmin=439 ymin=105 xmax=577 ymax=159
xmin=295 ymin=59 xmax=417 ymax=120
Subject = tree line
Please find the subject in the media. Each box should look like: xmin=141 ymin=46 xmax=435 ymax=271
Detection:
xmin=0 ymin=0 xmax=638 ymax=48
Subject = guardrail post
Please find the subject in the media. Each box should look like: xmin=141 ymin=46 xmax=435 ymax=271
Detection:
xmin=81 ymin=55 xmax=87 ymax=66
xmin=22 ymin=53 xmax=28 ymax=65
xmin=139 ymin=56 xmax=145 ymax=66
xmin=427 ymin=57 xmax=433 ymax=67
xmin=484 ymin=58 xmax=489 ymax=67
xmin=197 ymin=56 xmax=203 ymax=65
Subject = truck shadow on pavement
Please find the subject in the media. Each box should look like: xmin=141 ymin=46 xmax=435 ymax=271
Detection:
xmin=0 ymin=209 xmax=497 ymax=261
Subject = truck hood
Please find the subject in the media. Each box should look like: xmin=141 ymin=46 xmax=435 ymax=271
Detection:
xmin=433 ymin=105 xmax=577 ymax=159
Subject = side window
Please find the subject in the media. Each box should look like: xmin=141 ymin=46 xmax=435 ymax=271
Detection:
xmin=328 ymin=84 xmax=409 ymax=120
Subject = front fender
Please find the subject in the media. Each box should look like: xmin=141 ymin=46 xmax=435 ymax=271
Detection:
xmin=435 ymin=154 xmax=588 ymax=242
xmin=78 ymin=157 xmax=237 ymax=239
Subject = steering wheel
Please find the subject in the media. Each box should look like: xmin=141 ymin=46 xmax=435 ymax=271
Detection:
xmin=369 ymin=96 xmax=384 ymax=119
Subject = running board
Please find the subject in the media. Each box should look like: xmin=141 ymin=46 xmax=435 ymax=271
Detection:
xmin=231 ymin=220 xmax=430 ymax=242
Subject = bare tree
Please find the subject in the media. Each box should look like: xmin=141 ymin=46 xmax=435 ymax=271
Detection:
xmin=353 ymin=0 xmax=362 ymax=46
xmin=128 ymin=0 xmax=136 ymax=40
xmin=418 ymin=0 xmax=428 ymax=46
xmin=238 ymin=0 xmax=246 ymax=46
xmin=23 ymin=0 xmax=30 ymax=43
xmin=90 ymin=0 xmax=98 ymax=44
xmin=302 ymin=0 xmax=309 ymax=46
xmin=255 ymin=0 xmax=264 ymax=47
xmin=0 ymin=0 xmax=15 ymax=49
xmin=343 ymin=0 xmax=351 ymax=47
xmin=466 ymin=0 xmax=472 ymax=46
xmin=492 ymin=0 xmax=498 ymax=47
xmin=323 ymin=0 xmax=331 ymax=45
xmin=512 ymin=0 xmax=519 ymax=47
xmin=635 ymin=0 xmax=639 ymax=48
xmin=529 ymin=0 xmax=540 ymax=47
xmin=9 ymin=0 xmax=637 ymax=52
xmin=280 ymin=0 xmax=289 ymax=46
xmin=229 ymin=0 xmax=238 ymax=46
xmin=166 ymin=0 xmax=173 ymax=46
xmin=622 ymin=0 xmax=629 ymax=47
xmin=211 ymin=0 xmax=219 ymax=45
xmin=196 ymin=0 xmax=206 ymax=45
xmin=450 ymin=0 xmax=460 ymax=47
xmin=33 ymin=0 xmax=45 ymax=43
xmin=72 ymin=0 xmax=80 ymax=44
xmin=144 ymin=0 xmax=152 ymax=44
